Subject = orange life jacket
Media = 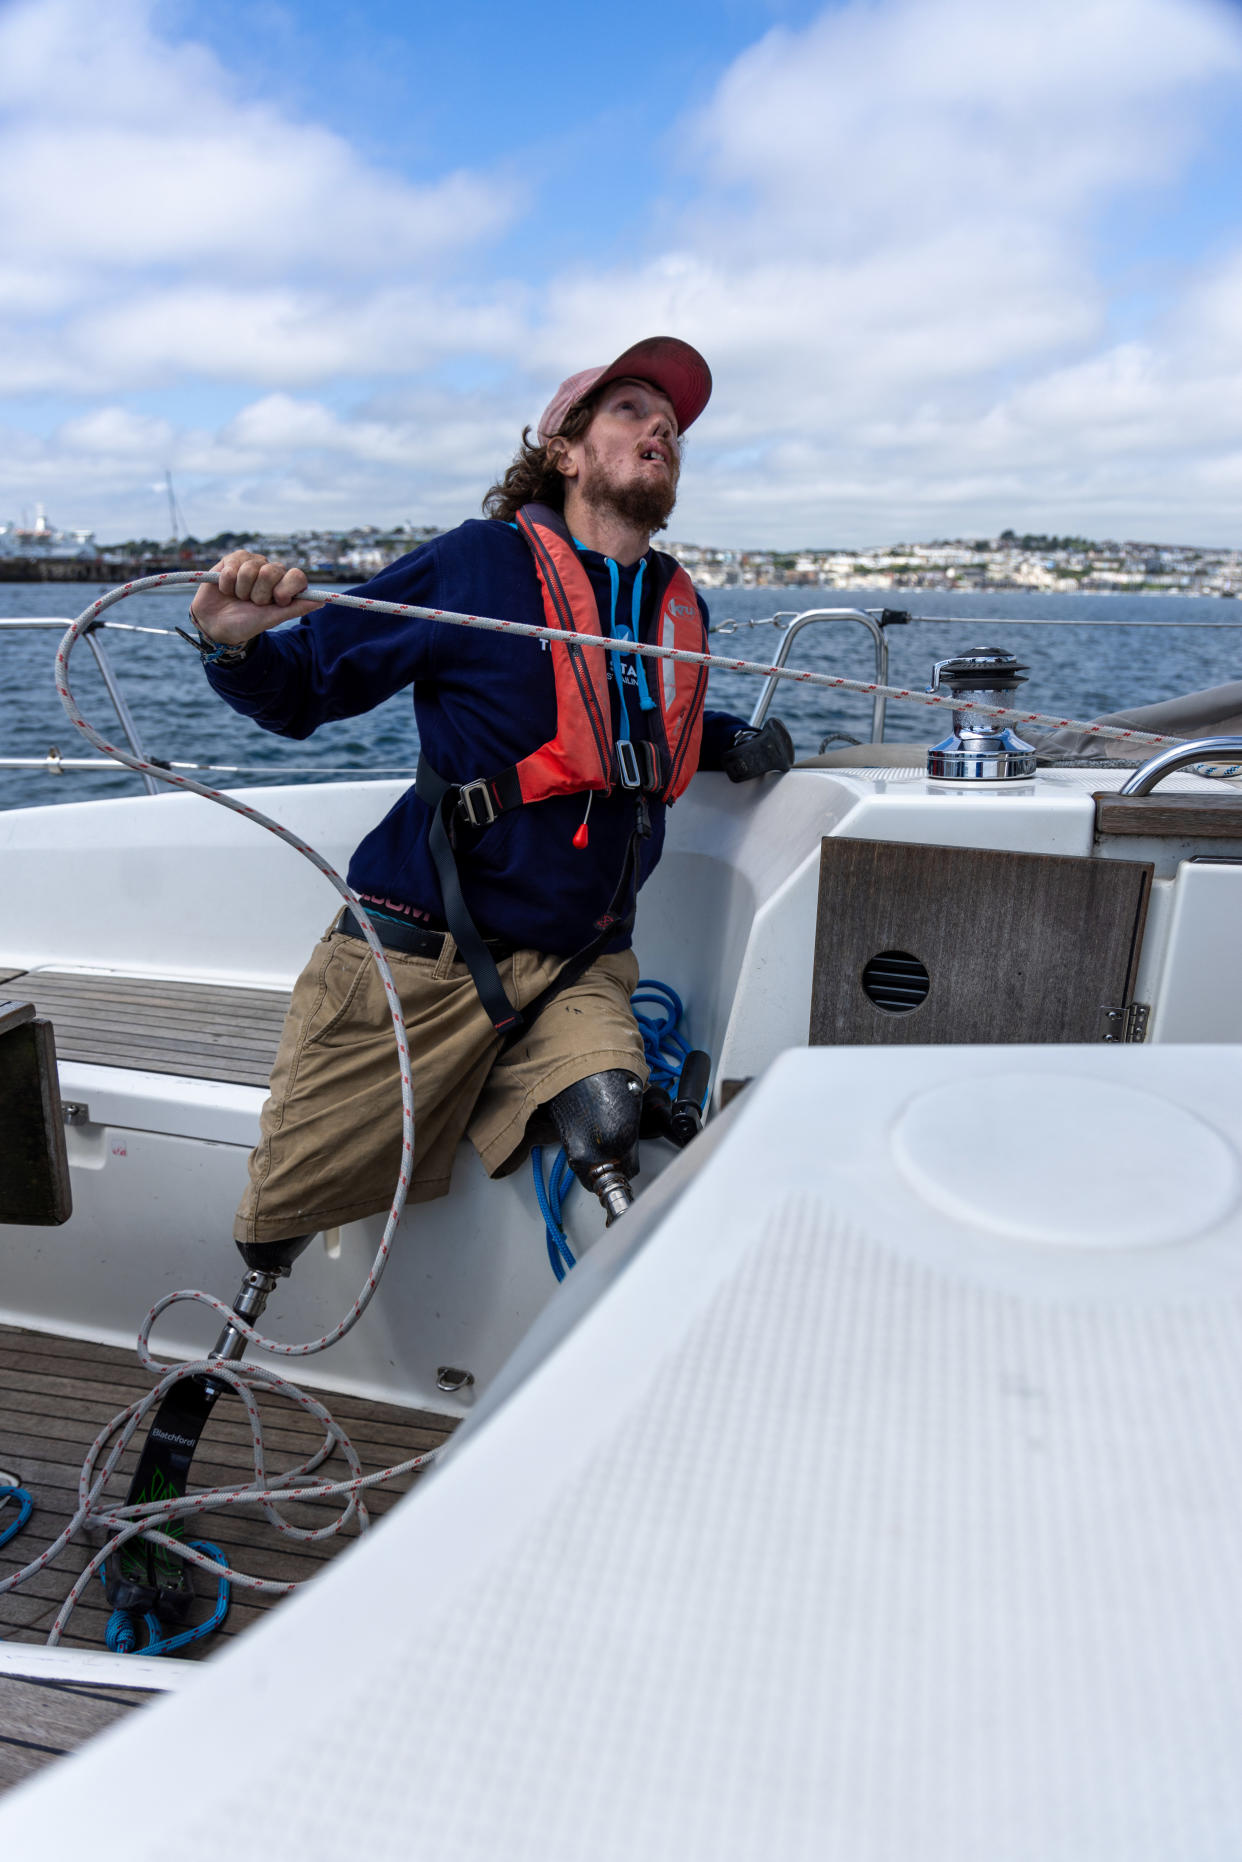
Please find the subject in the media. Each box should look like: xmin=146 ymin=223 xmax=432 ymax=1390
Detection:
xmin=505 ymin=502 xmax=707 ymax=806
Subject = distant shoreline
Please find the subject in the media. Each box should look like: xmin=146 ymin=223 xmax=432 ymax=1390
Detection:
xmin=0 ymin=558 xmax=364 ymax=585
xmin=0 ymin=559 xmax=1234 ymax=599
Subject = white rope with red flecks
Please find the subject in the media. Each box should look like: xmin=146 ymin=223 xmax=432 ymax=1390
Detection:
xmin=6 ymin=565 xmax=1207 ymax=1646
xmin=3 ymin=573 xmax=431 ymax=1646
xmin=99 ymin=569 xmax=1196 ymax=747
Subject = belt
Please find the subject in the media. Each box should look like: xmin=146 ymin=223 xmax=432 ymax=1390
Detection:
xmin=336 ymin=907 xmax=513 ymax=962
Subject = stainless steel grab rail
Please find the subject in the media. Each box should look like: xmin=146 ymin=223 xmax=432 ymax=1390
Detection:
xmin=1118 ymin=737 xmax=1242 ymax=795
xmin=746 ymin=610 xmax=889 ymax=740
xmin=82 ymin=630 xmax=160 ymax=795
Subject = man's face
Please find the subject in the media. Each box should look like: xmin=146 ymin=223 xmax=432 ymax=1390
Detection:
xmin=560 ymin=378 xmax=682 ymax=532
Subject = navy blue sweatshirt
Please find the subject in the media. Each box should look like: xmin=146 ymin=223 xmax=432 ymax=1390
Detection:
xmin=205 ymin=518 xmax=747 ymax=954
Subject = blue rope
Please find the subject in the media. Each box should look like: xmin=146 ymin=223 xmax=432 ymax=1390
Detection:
xmin=101 ymin=1539 xmax=231 ymax=1655
xmin=0 ymin=1484 xmax=33 ymax=1552
xmin=631 ymin=978 xmax=690 ymax=1095
xmin=530 ymin=979 xmax=695 ymax=1281
xmin=104 ymin=1608 xmax=155 ymax=1654
xmin=531 ymin=1145 xmax=577 ymax=1282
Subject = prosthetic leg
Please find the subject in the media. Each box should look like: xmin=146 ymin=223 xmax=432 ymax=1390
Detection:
xmin=544 ymin=1069 xmax=644 ymax=1224
xmin=107 ymin=1233 xmax=314 ymax=1617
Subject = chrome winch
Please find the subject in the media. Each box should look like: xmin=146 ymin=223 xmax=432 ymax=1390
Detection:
xmin=926 ymin=646 xmax=1038 ymax=782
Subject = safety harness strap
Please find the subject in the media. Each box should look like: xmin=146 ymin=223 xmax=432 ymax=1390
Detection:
xmin=417 ymin=758 xmax=524 ymax=1035
xmin=416 ymin=755 xmax=645 ymax=1047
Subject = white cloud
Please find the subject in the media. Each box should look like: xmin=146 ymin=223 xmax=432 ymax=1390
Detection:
xmin=0 ymin=265 xmax=79 ymax=313
xmin=0 ymin=0 xmax=517 ymax=276
xmin=57 ymin=406 xmax=175 ymax=457
xmin=648 ymin=0 xmax=1242 ymax=542
xmin=0 ymin=0 xmax=522 ymax=398
xmin=3 ymin=0 xmax=1242 ymax=544
xmin=0 ymin=388 xmax=523 ymax=540
xmin=695 ymin=0 xmax=1235 ymax=238
xmin=69 ymin=286 xmax=528 ymax=390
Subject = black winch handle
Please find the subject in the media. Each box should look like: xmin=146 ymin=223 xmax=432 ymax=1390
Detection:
xmin=670 ymin=1050 xmax=712 ymax=1148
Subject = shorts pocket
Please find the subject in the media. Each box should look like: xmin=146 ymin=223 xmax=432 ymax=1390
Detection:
xmin=303 ymin=940 xmax=380 ymax=1049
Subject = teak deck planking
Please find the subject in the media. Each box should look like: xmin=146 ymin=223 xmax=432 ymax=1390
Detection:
xmin=0 ymin=971 xmax=292 ymax=1088
xmin=0 ymin=1322 xmax=455 ymax=1794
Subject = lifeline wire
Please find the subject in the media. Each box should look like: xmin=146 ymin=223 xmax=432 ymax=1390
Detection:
xmin=5 ymin=562 xmax=1205 ymax=1647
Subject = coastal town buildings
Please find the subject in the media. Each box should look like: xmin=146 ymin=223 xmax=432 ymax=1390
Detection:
xmin=664 ymin=532 xmax=1242 ymax=597
xmin=1 ymin=510 xmax=1239 ymax=595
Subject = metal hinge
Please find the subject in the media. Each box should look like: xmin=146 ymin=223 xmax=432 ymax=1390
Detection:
xmin=1098 ymin=1003 xmax=1150 ymax=1044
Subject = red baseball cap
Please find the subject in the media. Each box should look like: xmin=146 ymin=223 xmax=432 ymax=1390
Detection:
xmin=536 ymin=336 xmax=712 ymax=443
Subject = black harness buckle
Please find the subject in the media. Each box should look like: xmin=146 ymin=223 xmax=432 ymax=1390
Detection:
xmin=615 ymin=741 xmax=659 ymax=792
xmin=457 ymin=779 xmax=498 ymax=828
xmin=616 ymin=741 xmax=642 ymax=791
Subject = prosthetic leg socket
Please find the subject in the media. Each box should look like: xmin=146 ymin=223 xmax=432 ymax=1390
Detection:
xmin=546 ymin=1069 xmax=643 ymax=1225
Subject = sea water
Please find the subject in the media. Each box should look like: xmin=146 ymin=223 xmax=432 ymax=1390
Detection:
xmin=1 ymin=580 xmax=1239 ymax=813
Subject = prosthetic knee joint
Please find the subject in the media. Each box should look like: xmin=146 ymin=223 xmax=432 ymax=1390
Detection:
xmin=545 ymin=1069 xmax=643 ymax=1224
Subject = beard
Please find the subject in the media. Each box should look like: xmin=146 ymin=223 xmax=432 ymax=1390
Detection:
xmin=578 ymin=440 xmax=679 ymax=534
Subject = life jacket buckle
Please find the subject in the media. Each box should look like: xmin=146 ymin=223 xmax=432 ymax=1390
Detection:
xmin=615 ymin=741 xmax=659 ymax=792
xmin=616 ymin=741 xmax=642 ymax=791
xmin=457 ymin=779 xmax=498 ymax=828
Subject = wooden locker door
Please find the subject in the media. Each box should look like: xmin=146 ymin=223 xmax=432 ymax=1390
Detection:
xmin=808 ymin=839 xmax=1153 ymax=1047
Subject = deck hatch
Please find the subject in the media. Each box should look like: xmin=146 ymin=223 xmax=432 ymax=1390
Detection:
xmin=811 ymin=838 xmax=1153 ymax=1046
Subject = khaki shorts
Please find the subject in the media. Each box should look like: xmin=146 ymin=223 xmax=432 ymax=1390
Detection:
xmin=234 ymin=923 xmax=645 ymax=1244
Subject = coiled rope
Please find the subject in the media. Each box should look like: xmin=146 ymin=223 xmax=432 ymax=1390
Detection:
xmin=2 ymin=563 xmax=1206 ymax=1649
xmin=104 ymin=1538 xmax=230 ymax=1656
xmin=631 ymin=980 xmax=693 ymax=1096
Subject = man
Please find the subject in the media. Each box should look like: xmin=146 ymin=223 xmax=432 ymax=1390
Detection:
xmin=187 ymin=336 xmax=792 ymax=1278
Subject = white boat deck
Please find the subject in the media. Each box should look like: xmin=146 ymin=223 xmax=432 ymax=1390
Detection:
xmin=4 ymin=1043 xmax=1242 ymax=1857
xmin=3 ymin=758 xmax=1242 ymax=1844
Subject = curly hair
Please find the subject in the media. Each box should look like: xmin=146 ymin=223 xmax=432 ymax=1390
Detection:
xmin=481 ymin=396 xmax=598 ymax=523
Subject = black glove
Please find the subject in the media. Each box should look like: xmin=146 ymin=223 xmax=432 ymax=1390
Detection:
xmin=721 ymin=717 xmax=794 ymax=783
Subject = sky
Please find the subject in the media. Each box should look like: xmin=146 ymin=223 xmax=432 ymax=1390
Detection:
xmin=2 ymin=0 xmax=1241 ymax=548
